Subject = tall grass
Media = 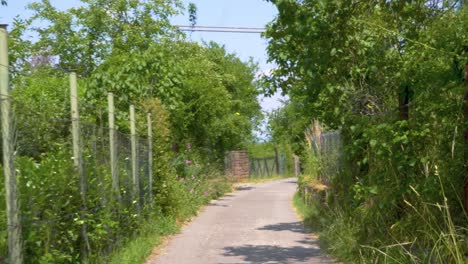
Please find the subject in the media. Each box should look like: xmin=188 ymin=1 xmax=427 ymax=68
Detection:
xmin=295 ymin=174 xmax=468 ymax=264
xmin=105 ymin=215 xmax=179 ymax=264
xmin=357 ymin=174 xmax=467 ymax=264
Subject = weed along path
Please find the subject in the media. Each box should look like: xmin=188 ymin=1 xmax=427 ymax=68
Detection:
xmin=146 ymin=178 xmax=333 ymax=264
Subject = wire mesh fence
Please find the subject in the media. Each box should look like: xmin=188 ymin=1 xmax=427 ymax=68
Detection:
xmin=305 ymin=120 xmax=343 ymax=185
xmin=224 ymin=151 xmax=288 ymax=179
xmin=250 ymin=157 xmax=284 ymax=178
xmin=0 ymin=68 xmax=158 ymax=262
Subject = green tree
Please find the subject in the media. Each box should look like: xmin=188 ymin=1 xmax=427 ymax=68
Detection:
xmin=86 ymin=40 xmax=261 ymax=159
xmin=188 ymin=2 xmax=197 ymax=27
xmin=27 ymin=0 xmax=182 ymax=76
xmin=267 ymin=99 xmax=309 ymax=153
xmin=7 ymin=17 xmax=32 ymax=76
xmin=265 ymin=0 xmax=468 ymax=262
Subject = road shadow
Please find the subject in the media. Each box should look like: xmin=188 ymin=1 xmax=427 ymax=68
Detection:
xmin=216 ymin=195 xmax=235 ymax=200
xmin=235 ymin=186 xmax=255 ymax=191
xmin=285 ymin=179 xmax=298 ymax=184
xmin=257 ymin=221 xmax=305 ymax=234
xmin=296 ymin=238 xmax=321 ymax=247
xmin=223 ymin=244 xmax=327 ymax=264
xmin=208 ymin=203 xmax=229 ymax=207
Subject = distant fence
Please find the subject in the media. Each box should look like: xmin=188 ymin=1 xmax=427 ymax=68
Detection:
xmin=225 ymin=151 xmax=289 ymax=179
xmin=305 ymin=120 xmax=343 ymax=184
xmin=250 ymin=157 xmax=277 ymax=178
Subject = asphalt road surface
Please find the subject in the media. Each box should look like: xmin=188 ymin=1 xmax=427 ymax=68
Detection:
xmin=147 ymin=178 xmax=333 ymax=264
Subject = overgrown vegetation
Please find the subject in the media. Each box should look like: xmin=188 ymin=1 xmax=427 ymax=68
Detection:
xmin=265 ymin=0 xmax=468 ymax=263
xmin=0 ymin=0 xmax=260 ymax=262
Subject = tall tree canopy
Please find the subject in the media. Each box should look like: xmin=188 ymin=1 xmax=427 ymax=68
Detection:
xmin=10 ymin=0 xmax=262 ymax=159
xmin=265 ymin=0 xmax=467 ymax=128
xmin=26 ymin=0 xmax=182 ymax=76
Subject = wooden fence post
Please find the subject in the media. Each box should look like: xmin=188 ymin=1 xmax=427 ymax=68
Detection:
xmin=130 ymin=105 xmax=140 ymax=212
xmin=107 ymin=92 xmax=121 ymax=203
xmin=69 ymin=72 xmax=90 ymax=259
xmin=147 ymin=113 xmax=153 ymax=205
xmin=0 ymin=23 xmax=23 ymax=264
xmin=264 ymin=158 xmax=270 ymax=178
xmin=274 ymin=147 xmax=280 ymax=176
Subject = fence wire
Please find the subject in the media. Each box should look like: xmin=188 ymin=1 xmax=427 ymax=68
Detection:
xmin=224 ymin=151 xmax=287 ymax=179
xmin=0 ymin=70 xmax=156 ymax=262
xmin=249 ymin=157 xmax=280 ymax=178
xmin=306 ymin=125 xmax=343 ymax=184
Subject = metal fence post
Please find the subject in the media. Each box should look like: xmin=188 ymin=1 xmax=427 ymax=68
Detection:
xmin=107 ymin=92 xmax=121 ymax=203
xmin=130 ymin=105 xmax=140 ymax=212
xmin=274 ymin=147 xmax=280 ymax=176
xmin=293 ymin=155 xmax=300 ymax=177
xmin=70 ymin=72 xmax=90 ymax=259
xmin=0 ymin=23 xmax=23 ymax=264
xmin=147 ymin=112 xmax=153 ymax=205
xmin=264 ymin=158 xmax=270 ymax=178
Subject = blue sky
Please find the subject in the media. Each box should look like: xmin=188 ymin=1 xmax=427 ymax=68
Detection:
xmin=0 ymin=0 xmax=285 ymax=116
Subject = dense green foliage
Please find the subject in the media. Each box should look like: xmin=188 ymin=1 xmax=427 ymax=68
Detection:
xmin=265 ymin=0 xmax=467 ymax=262
xmin=26 ymin=0 xmax=182 ymax=76
xmin=85 ymin=40 xmax=261 ymax=159
xmin=0 ymin=0 xmax=261 ymax=262
xmin=247 ymin=142 xmax=276 ymax=158
xmin=267 ymin=100 xmax=311 ymax=154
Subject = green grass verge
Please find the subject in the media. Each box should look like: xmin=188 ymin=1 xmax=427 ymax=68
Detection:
xmin=103 ymin=177 xmax=232 ymax=264
xmin=105 ymin=215 xmax=179 ymax=264
xmin=240 ymin=174 xmax=293 ymax=184
xmin=292 ymin=191 xmax=312 ymax=220
xmin=292 ymin=192 xmax=324 ymax=233
xmin=293 ymin=190 xmax=468 ymax=263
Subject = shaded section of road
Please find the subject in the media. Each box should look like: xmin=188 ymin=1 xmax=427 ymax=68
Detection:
xmin=147 ymin=178 xmax=333 ymax=264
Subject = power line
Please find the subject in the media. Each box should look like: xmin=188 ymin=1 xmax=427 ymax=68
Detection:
xmin=176 ymin=25 xmax=265 ymax=30
xmin=175 ymin=25 xmax=265 ymax=34
xmin=179 ymin=29 xmax=263 ymax=33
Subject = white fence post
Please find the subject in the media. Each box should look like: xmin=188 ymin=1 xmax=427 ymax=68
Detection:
xmin=107 ymin=92 xmax=121 ymax=203
xmin=0 ymin=23 xmax=23 ymax=264
xmin=147 ymin=112 xmax=153 ymax=205
xmin=69 ymin=72 xmax=90 ymax=259
xmin=130 ymin=105 xmax=140 ymax=212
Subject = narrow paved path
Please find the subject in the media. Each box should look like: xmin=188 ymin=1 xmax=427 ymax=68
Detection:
xmin=147 ymin=178 xmax=333 ymax=264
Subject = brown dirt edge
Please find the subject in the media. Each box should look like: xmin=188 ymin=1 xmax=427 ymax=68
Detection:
xmin=290 ymin=195 xmax=320 ymax=241
xmin=291 ymin=193 xmax=341 ymax=263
